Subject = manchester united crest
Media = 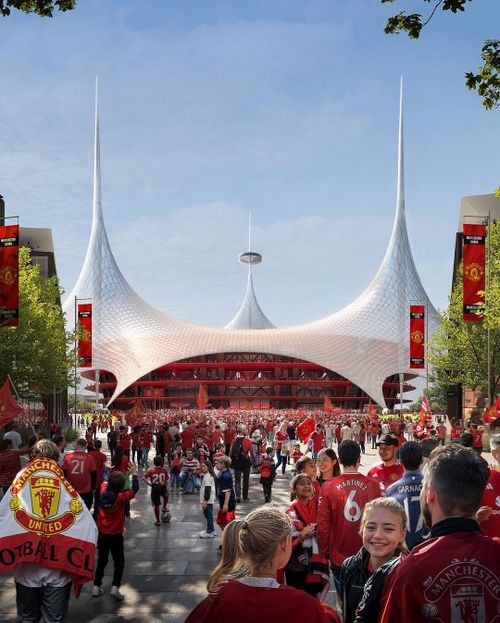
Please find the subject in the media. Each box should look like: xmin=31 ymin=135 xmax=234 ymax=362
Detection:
xmin=464 ymin=262 xmax=484 ymax=283
xmin=411 ymin=330 xmax=424 ymax=344
xmin=0 ymin=265 xmax=17 ymax=286
xmin=9 ymin=459 xmax=83 ymax=537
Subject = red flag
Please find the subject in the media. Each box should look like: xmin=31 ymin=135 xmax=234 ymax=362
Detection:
xmin=495 ymin=395 xmax=500 ymax=415
xmin=463 ymin=223 xmax=486 ymax=322
xmin=297 ymin=417 xmax=315 ymax=442
xmin=324 ymin=395 xmax=334 ymax=413
xmin=421 ymin=394 xmax=431 ymax=414
xmin=0 ymin=378 xmax=23 ymax=428
xmin=126 ymin=398 xmax=145 ymax=427
xmin=197 ymin=385 xmax=209 ymax=408
xmin=482 ymin=405 xmax=496 ymax=425
xmin=368 ymin=400 xmax=377 ymax=421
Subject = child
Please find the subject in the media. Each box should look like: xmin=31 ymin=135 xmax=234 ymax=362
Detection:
xmin=199 ymin=461 xmax=216 ymax=538
xmin=92 ymin=461 xmax=139 ymax=601
xmin=285 ymin=473 xmax=330 ymax=598
xmin=212 ymin=442 xmax=225 ymax=495
xmin=294 ymin=456 xmax=320 ymax=504
xmin=185 ymin=506 xmax=340 ymax=623
xmin=258 ymin=447 xmax=276 ymax=503
xmin=170 ymin=442 xmax=183 ymax=490
xmin=291 ymin=443 xmax=303 ymax=472
xmin=214 ymin=455 xmax=236 ymax=533
xmin=143 ymin=456 xmax=170 ymax=526
xmin=338 ymin=497 xmax=407 ymax=623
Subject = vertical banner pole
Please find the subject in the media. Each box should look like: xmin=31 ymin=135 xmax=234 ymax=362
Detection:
xmin=399 ymin=372 xmax=404 ymax=414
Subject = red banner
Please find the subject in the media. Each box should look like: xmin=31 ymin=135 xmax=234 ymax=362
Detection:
xmin=77 ymin=304 xmax=92 ymax=367
xmin=0 ymin=224 xmax=19 ymax=327
xmin=197 ymin=385 xmax=209 ymax=408
xmin=409 ymin=305 xmax=425 ymax=369
xmin=463 ymin=224 xmax=486 ymax=322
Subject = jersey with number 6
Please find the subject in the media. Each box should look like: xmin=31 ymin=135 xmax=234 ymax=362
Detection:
xmin=317 ymin=473 xmax=382 ymax=567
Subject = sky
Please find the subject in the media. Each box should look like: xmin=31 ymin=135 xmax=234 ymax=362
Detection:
xmin=0 ymin=0 xmax=498 ymax=327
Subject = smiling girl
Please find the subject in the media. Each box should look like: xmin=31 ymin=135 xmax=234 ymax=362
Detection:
xmin=338 ymin=498 xmax=407 ymax=623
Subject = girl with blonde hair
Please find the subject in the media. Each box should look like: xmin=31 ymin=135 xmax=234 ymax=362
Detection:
xmin=185 ymin=505 xmax=340 ymax=623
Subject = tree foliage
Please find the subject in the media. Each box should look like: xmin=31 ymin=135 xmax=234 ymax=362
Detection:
xmin=428 ymin=221 xmax=500 ymax=405
xmin=382 ymin=0 xmax=500 ymax=109
xmin=0 ymin=247 xmax=77 ymax=397
xmin=0 ymin=0 xmax=75 ymax=17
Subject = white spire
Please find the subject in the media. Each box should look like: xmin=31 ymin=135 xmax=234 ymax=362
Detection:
xmin=93 ymin=76 xmax=102 ymax=224
xmin=397 ymin=76 xmax=404 ymax=214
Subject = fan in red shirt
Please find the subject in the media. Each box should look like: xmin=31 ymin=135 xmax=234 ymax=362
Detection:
xmin=180 ymin=425 xmax=195 ymax=451
xmin=366 ymin=434 xmax=404 ymax=494
xmin=88 ymin=439 xmax=108 ymax=519
xmin=117 ymin=426 xmax=131 ymax=457
xmin=62 ymin=438 xmax=97 ymax=510
xmin=380 ymin=445 xmax=500 ymax=623
xmin=477 ymin=433 xmax=500 ymax=538
xmin=143 ymin=456 xmax=170 ymax=526
xmin=317 ymin=440 xmax=381 ymax=588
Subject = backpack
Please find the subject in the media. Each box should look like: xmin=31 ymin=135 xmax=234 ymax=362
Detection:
xmin=260 ymin=461 xmax=274 ymax=479
xmin=231 ymin=437 xmax=251 ymax=470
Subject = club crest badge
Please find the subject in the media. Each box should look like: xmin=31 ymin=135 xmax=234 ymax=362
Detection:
xmin=9 ymin=459 xmax=83 ymax=537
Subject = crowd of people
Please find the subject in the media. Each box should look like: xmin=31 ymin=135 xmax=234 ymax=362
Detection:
xmin=0 ymin=407 xmax=498 ymax=622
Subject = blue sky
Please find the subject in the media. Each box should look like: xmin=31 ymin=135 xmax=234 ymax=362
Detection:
xmin=0 ymin=0 xmax=498 ymax=326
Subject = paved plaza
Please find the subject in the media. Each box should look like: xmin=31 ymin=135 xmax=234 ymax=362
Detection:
xmin=0 ymin=439 xmax=493 ymax=622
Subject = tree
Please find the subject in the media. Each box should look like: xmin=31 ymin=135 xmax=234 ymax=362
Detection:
xmin=428 ymin=221 xmax=500 ymax=406
xmin=0 ymin=0 xmax=75 ymax=17
xmin=382 ymin=1 xmax=500 ymax=109
xmin=0 ymin=247 xmax=77 ymax=398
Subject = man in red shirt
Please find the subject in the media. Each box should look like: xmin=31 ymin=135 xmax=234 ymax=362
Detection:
xmin=117 ymin=426 xmax=131 ymax=458
xmin=380 ymin=445 xmax=499 ymax=622
xmin=180 ymin=423 xmax=195 ymax=451
xmin=308 ymin=423 xmax=325 ymax=460
xmin=88 ymin=439 xmax=108 ymax=519
xmin=317 ymin=440 xmax=382 ymax=588
xmin=367 ymin=434 xmax=404 ymax=494
xmin=62 ymin=438 xmax=97 ymax=510
xmin=477 ymin=432 xmax=500 ymax=538
xmin=470 ymin=422 xmax=484 ymax=455
xmin=436 ymin=420 xmax=446 ymax=446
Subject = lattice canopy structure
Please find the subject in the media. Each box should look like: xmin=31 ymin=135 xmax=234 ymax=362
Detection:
xmin=63 ymin=82 xmax=438 ymax=409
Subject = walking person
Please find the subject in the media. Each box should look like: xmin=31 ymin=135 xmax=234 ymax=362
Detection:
xmin=229 ymin=425 xmax=255 ymax=502
xmin=199 ymin=461 xmax=216 ymax=539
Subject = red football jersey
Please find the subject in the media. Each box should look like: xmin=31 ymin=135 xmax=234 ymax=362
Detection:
xmin=317 ymin=473 xmax=382 ymax=566
xmin=63 ymin=451 xmax=96 ymax=493
xmin=144 ymin=466 xmax=169 ymax=486
xmin=180 ymin=429 xmax=195 ymax=450
xmin=380 ymin=531 xmax=500 ymax=623
xmin=366 ymin=462 xmax=404 ymax=494
xmin=480 ymin=468 xmax=500 ymax=538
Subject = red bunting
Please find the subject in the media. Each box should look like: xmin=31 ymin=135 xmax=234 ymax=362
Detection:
xmin=463 ymin=224 xmax=486 ymax=322
xmin=0 ymin=224 xmax=19 ymax=327
xmin=0 ymin=378 xmax=24 ymax=428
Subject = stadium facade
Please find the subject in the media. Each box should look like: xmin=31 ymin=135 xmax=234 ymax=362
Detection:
xmin=63 ymin=84 xmax=438 ymax=411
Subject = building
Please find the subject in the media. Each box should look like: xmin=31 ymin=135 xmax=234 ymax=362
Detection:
xmin=63 ymin=85 xmax=438 ymax=411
